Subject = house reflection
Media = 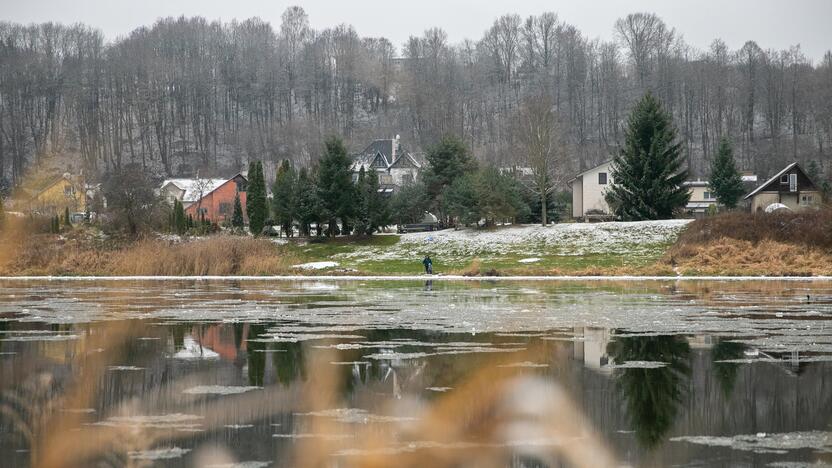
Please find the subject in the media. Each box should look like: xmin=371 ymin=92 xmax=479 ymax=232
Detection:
xmin=572 ymin=327 xmax=613 ymax=373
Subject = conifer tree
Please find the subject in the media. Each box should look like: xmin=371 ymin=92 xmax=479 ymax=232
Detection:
xmin=316 ymin=136 xmax=356 ymax=236
xmin=606 ymin=92 xmax=690 ymax=220
xmin=173 ymin=199 xmax=187 ymax=234
xmin=295 ymin=167 xmax=321 ymax=237
xmin=709 ymin=138 xmax=745 ymax=209
xmin=272 ymin=160 xmax=297 ymax=237
xmin=423 ymin=135 xmax=477 ymax=218
xmin=64 ymin=207 xmax=71 ymax=226
xmin=231 ymin=193 xmax=244 ymax=229
xmin=246 ymin=161 xmax=268 ymax=235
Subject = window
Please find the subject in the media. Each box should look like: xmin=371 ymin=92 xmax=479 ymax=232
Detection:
xmin=703 ymin=191 xmax=714 ymax=200
xmin=64 ymin=185 xmax=76 ymax=196
xmin=789 ymin=173 xmax=798 ymax=192
xmin=801 ymin=195 xmax=814 ymax=206
xmin=219 ymin=202 xmax=231 ymax=215
xmin=780 ymin=174 xmax=790 ymax=184
xmin=598 ymin=172 xmax=608 ymax=185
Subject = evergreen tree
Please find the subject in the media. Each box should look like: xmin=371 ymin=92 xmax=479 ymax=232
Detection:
xmin=709 ymin=138 xmax=745 ymax=209
xmin=173 ymin=199 xmax=187 ymax=234
xmin=231 ymin=193 xmax=245 ymax=229
xmin=272 ymin=160 xmax=297 ymax=237
xmin=295 ymin=167 xmax=322 ymax=237
xmin=390 ymin=182 xmax=429 ymax=227
xmin=64 ymin=206 xmax=71 ymax=226
xmin=442 ymin=174 xmax=481 ymax=226
xmin=605 ymin=92 xmax=690 ymax=220
xmin=246 ymin=161 xmax=268 ymax=235
xmin=353 ymin=168 xmax=390 ymax=236
xmin=316 ymin=136 xmax=356 ymax=236
xmin=474 ymin=166 xmax=528 ymax=225
xmin=423 ymin=135 xmax=477 ymax=217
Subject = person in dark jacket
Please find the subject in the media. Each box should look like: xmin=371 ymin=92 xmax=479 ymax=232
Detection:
xmin=422 ymin=255 xmax=433 ymax=274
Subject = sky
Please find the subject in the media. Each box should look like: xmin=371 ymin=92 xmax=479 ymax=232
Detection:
xmin=2 ymin=0 xmax=831 ymax=62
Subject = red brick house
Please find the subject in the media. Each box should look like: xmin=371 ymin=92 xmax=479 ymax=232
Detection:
xmin=185 ymin=173 xmax=248 ymax=223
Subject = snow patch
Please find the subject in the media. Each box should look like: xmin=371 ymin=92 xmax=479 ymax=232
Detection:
xmin=183 ymin=385 xmax=261 ymax=395
xmin=293 ymin=261 xmax=339 ymax=270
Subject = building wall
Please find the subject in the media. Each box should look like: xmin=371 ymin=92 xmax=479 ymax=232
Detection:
xmin=185 ymin=180 xmax=247 ymax=223
xmin=751 ymin=191 xmax=820 ymax=212
xmin=573 ymin=162 xmax=613 ymax=218
xmin=161 ymin=184 xmax=184 ymax=205
xmin=31 ymin=179 xmax=86 ymax=214
xmin=389 ymin=167 xmax=418 ymax=186
xmin=687 ymin=186 xmax=714 ymax=203
xmin=571 ymin=178 xmax=583 ymax=218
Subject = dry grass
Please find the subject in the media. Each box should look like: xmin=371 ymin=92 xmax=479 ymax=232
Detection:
xmin=663 ymin=207 xmax=832 ymax=276
xmin=667 ymin=238 xmax=832 ymax=276
xmin=0 ymin=232 xmax=300 ymax=276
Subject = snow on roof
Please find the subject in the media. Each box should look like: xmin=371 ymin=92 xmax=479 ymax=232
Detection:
xmin=744 ymin=162 xmax=799 ymax=200
xmin=682 ymin=180 xmax=709 ymax=187
xmin=161 ymin=178 xmax=227 ymax=203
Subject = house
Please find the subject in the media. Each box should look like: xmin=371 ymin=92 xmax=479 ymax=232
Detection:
xmin=568 ymin=160 xmax=614 ymax=219
xmin=29 ymin=173 xmax=87 ymax=215
xmin=162 ymin=174 xmax=248 ymax=223
xmin=683 ymin=173 xmax=759 ymax=217
xmin=744 ymin=162 xmax=821 ymax=213
xmin=351 ymin=136 xmax=424 ymax=194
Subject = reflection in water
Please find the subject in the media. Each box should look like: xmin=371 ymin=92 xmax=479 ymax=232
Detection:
xmin=711 ymin=339 xmax=746 ymax=398
xmin=607 ymin=334 xmax=691 ymax=449
xmin=1 ymin=279 xmax=832 ymax=467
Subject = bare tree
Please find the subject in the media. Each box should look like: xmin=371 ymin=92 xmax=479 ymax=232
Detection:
xmin=515 ymin=93 xmax=565 ymax=225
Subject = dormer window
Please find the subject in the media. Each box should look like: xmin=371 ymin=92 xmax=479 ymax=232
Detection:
xmin=780 ymin=174 xmax=789 ymax=184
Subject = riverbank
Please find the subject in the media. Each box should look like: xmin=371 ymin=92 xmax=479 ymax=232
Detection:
xmin=1 ymin=213 xmax=830 ymax=277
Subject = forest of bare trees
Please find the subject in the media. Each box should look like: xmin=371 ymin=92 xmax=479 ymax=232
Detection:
xmin=1 ymin=8 xmax=830 ymax=191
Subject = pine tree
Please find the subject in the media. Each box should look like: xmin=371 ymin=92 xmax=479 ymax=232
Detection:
xmin=606 ymin=92 xmax=690 ymax=220
xmin=295 ymin=167 xmax=321 ymax=237
xmin=423 ymin=135 xmax=477 ymax=218
xmin=709 ymin=138 xmax=745 ymax=209
xmin=390 ymin=182 xmax=428 ymax=227
xmin=170 ymin=199 xmax=187 ymax=234
xmin=317 ymin=136 xmax=356 ymax=236
xmin=442 ymin=174 xmax=480 ymax=226
xmin=246 ymin=161 xmax=268 ymax=236
xmin=272 ymin=160 xmax=297 ymax=237
xmin=364 ymin=168 xmax=390 ymax=234
xmin=231 ymin=193 xmax=244 ymax=229
xmin=64 ymin=206 xmax=71 ymax=227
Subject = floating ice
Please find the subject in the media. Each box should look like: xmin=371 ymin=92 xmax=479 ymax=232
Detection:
xmin=497 ymin=362 xmax=549 ymax=368
xmin=671 ymin=431 xmax=832 ymax=454
xmin=128 ymin=447 xmax=191 ymax=460
xmin=108 ymin=366 xmax=145 ymax=371
xmin=296 ymin=408 xmax=418 ymax=424
xmin=605 ymin=361 xmax=668 ymax=369
xmin=183 ymin=385 xmax=261 ymax=395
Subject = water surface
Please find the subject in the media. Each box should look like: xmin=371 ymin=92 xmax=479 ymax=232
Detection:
xmin=1 ymin=279 xmax=831 ymax=467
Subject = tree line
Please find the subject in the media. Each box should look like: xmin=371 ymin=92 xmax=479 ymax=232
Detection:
xmin=1 ymin=9 xmax=831 ymax=194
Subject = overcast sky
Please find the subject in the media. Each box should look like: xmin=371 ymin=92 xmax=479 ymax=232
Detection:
xmin=3 ymin=0 xmax=831 ymax=61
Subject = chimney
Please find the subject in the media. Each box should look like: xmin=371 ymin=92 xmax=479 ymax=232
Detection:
xmin=393 ymin=135 xmax=401 ymax=162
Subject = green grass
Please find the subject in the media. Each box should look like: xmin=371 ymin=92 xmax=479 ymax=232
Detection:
xmin=277 ymin=235 xmax=672 ymax=276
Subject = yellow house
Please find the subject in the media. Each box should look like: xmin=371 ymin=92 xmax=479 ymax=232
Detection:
xmin=30 ymin=173 xmax=86 ymax=215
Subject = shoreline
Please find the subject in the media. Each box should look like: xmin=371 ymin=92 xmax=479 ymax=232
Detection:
xmin=1 ymin=274 xmax=831 ymax=282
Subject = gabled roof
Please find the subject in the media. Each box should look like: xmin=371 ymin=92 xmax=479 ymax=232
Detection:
xmin=32 ymin=174 xmax=83 ymax=200
xmin=362 ymin=139 xmax=395 ymax=159
xmin=567 ymin=159 xmax=613 ymax=184
xmin=162 ymin=174 xmax=245 ymax=203
xmin=744 ymin=162 xmax=802 ymax=200
xmin=389 ymin=152 xmax=421 ymax=169
xmin=371 ymin=152 xmax=390 ymax=168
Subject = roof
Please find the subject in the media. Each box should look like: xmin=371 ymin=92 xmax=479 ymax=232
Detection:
xmin=161 ymin=177 xmax=232 ymax=203
xmin=744 ymin=162 xmax=799 ymax=200
xmin=362 ymin=139 xmax=395 ymax=159
xmin=567 ymin=160 xmax=613 ymax=184
xmin=682 ymin=180 xmax=709 ymax=187
xmin=389 ymin=153 xmax=422 ymax=169
xmin=32 ymin=174 xmax=83 ymax=199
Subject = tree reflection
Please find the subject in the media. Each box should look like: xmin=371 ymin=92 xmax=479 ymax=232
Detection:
xmin=272 ymin=341 xmax=306 ymax=386
xmin=711 ymin=340 xmax=745 ymax=398
xmin=607 ymin=334 xmax=691 ymax=449
xmin=247 ymin=324 xmax=266 ymax=386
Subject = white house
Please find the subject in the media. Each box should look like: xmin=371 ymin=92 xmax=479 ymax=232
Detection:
xmin=568 ymin=160 xmax=614 ymax=219
xmin=159 ymin=178 xmax=226 ymax=209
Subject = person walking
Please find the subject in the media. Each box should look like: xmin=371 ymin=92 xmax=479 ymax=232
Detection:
xmin=422 ymin=255 xmax=433 ymax=275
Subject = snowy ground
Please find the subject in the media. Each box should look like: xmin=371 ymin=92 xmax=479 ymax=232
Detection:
xmin=335 ymin=220 xmax=692 ymax=265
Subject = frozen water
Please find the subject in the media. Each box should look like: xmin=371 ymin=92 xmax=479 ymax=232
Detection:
xmin=183 ymin=386 xmax=261 ymax=395
xmin=128 ymin=447 xmax=191 ymax=460
xmin=671 ymin=431 xmax=832 ymax=454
